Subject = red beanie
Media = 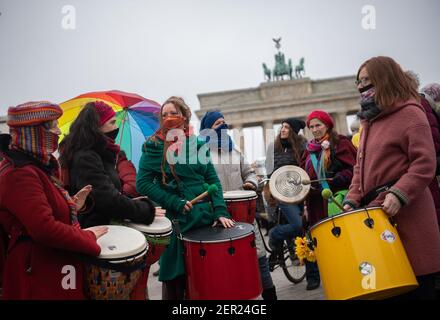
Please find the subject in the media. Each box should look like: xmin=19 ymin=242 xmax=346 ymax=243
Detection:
xmin=94 ymin=101 xmax=115 ymax=127
xmin=306 ymin=110 xmax=334 ymax=129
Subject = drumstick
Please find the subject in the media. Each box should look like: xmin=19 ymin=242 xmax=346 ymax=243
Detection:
xmin=302 ymin=178 xmax=333 ymax=185
xmin=321 ymin=188 xmax=345 ymax=212
xmin=190 ymin=184 xmax=218 ymax=204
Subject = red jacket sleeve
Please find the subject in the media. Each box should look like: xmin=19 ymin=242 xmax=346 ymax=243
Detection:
xmin=117 ymin=155 xmax=140 ymax=198
xmin=2 ymin=168 xmax=101 ymax=256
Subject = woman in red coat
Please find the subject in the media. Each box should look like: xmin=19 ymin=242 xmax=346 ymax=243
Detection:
xmin=0 ymin=101 xmax=107 ymax=300
xmin=344 ymin=57 xmax=440 ymax=299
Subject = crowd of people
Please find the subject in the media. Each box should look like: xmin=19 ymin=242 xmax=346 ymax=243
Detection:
xmin=0 ymin=56 xmax=440 ymax=300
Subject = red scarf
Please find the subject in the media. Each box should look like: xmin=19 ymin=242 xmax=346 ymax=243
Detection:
xmin=154 ymin=116 xmax=193 ymax=185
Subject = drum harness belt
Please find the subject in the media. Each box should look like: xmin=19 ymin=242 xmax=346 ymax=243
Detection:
xmin=307 ymin=156 xmax=398 ymax=240
xmin=359 ymin=179 xmax=398 ymax=207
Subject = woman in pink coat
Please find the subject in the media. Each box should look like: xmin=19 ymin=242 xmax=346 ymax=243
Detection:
xmin=0 ymin=101 xmax=108 ymax=299
xmin=343 ymin=57 xmax=440 ymax=299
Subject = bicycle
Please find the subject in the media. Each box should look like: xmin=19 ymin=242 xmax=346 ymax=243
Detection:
xmin=256 ymin=179 xmax=306 ymax=284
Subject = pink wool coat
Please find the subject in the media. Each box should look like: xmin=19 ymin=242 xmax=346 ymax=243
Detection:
xmin=345 ymin=99 xmax=440 ymax=276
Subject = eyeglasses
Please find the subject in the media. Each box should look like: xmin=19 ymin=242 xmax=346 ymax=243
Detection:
xmin=355 ymin=77 xmax=371 ymax=86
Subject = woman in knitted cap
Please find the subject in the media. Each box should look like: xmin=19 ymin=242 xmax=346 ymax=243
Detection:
xmin=344 ymin=57 xmax=440 ymax=299
xmin=59 ymin=101 xmax=159 ymax=229
xmin=300 ymin=110 xmax=357 ymax=290
xmin=0 ymin=101 xmax=107 ymax=299
xmin=136 ymin=97 xmax=234 ymax=300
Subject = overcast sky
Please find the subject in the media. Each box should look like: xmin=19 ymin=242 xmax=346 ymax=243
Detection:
xmin=1 ymin=0 xmax=439 ymax=159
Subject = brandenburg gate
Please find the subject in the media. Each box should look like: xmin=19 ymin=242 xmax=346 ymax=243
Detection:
xmin=195 ymin=39 xmax=360 ymax=152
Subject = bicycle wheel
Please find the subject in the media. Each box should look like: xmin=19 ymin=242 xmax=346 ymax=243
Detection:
xmin=280 ymin=239 xmax=306 ymax=284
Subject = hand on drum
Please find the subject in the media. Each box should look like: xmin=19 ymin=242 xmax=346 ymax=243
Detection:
xmin=155 ymin=207 xmax=166 ymax=217
xmin=73 ymin=185 xmax=92 ymax=212
xmin=382 ymin=193 xmax=401 ymax=217
xmin=343 ymin=204 xmax=353 ymax=211
xmin=212 ymin=217 xmax=235 ymax=228
xmin=242 ymin=182 xmax=256 ymax=191
xmin=85 ymin=225 xmax=108 ymax=239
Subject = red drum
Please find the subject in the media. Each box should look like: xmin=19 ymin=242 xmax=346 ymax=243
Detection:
xmin=182 ymin=222 xmax=262 ymax=300
xmin=223 ymin=190 xmax=258 ymax=224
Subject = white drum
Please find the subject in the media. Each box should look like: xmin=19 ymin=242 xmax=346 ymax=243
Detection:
xmin=125 ymin=216 xmax=173 ymax=265
xmin=269 ymin=165 xmax=311 ymax=204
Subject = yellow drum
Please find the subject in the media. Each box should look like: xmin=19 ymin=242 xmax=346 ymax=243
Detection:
xmin=309 ymin=207 xmax=418 ymax=300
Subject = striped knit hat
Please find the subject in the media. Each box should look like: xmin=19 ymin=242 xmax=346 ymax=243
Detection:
xmin=7 ymin=101 xmax=63 ymax=127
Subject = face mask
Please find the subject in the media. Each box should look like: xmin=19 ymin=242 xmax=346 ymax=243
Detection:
xmin=46 ymin=130 xmax=60 ymax=154
xmin=214 ymin=123 xmax=229 ymax=134
xmin=358 ymin=83 xmax=374 ymax=94
xmin=104 ymin=127 xmax=119 ymax=141
xmin=163 ymin=115 xmax=186 ymax=130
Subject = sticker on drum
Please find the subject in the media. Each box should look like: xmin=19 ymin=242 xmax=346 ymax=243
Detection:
xmin=359 ymin=262 xmax=374 ymax=276
xmin=380 ymin=230 xmax=396 ymax=243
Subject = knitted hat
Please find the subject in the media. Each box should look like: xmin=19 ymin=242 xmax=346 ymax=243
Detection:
xmin=7 ymin=101 xmax=63 ymax=127
xmin=306 ymin=110 xmax=334 ymax=129
xmin=282 ymin=118 xmax=306 ymax=134
xmin=94 ymin=101 xmax=116 ymax=126
xmin=200 ymin=111 xmax=224 ymax=131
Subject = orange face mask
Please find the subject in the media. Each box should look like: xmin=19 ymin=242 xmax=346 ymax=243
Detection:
xmin=162 ymin=115 xmax=186 ymax=130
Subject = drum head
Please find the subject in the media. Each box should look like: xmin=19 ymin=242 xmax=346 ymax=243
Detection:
xmin=182 ymin=222 xmax=254 ymax=243
xmin=125 ymin=216 xmax=172 ymax=235
xmin=223 ymin=190 xmax=257 ymax=200
xmin=97 ymin=225 xmax=147 ymax=260
xmin=269 ymin=165 xmax=310 ymax=204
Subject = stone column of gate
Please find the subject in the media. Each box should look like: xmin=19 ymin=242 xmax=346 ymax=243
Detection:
xmin=262 ymin=120 xmax=274 ymax=153
xmin=332 ymin=112 xmax=349 ymax=135
xmin=231 ymin=124 xmax=244 ymax=153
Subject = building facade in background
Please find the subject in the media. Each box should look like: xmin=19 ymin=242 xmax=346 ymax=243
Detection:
xmin=196 ymin=76 xmax=359 ymax=161
xmin=0 ymin=116 xmax=7 ymax=134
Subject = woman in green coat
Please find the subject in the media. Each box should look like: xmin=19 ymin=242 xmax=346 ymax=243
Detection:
xmin=136 ymin=96 xmax=234 ymax=300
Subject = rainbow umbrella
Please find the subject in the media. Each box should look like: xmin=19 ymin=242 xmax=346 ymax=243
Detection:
xmin=58 ymin=90 xmax=161 ymax=170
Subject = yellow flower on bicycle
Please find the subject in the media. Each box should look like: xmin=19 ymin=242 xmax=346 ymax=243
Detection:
xmin=295 ymin=236 xmax=316 ymax=264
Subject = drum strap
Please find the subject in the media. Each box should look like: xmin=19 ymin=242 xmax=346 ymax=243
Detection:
xmin=359 ymin=179 xmax=398 ymax=207
xmin=172 ymin=219 xmax=183 ymax=240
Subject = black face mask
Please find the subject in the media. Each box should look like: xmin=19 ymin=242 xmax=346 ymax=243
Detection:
xmin=358 ymin=83 xmax=374 ymax=94
xmin=104 ymin=128 xmax=119 ymax=141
